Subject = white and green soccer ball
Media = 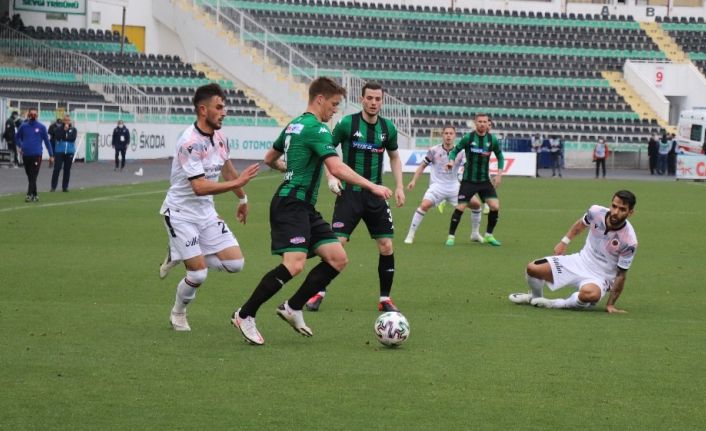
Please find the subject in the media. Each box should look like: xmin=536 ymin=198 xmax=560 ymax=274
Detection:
xmin=374 ymin=312 xmax=410 ymax=347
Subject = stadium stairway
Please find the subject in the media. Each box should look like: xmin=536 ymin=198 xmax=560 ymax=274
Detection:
xmin=152 ymin=0 xmax=308 ymax=119
xmin=640 ymin=22 xmax=689 ymax=63
xmin=601 ymin=71 xmax=674 ymax=133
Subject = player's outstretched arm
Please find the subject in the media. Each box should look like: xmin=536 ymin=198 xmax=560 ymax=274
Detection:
xmin=605 ymin=269 xmax=628 ymax=314
xmin=325 ymin=156 xmax=391 ymax=200
xmin=323 ymin=164 xmax=342 ymax=195
xmin=389 ymin=150 xmax=405 ymax=207
xmin=407 ymin=161 xmax=427 ymax=191
xmin=190 ymin=163 xmax=259 ymax=197
xmin=221 ymin=160 xmax=252 ymax=224
xmin=553 ymin=218 xmax=586 ymax=255
xmin=264 ymin=148 xmax=286 ymax=172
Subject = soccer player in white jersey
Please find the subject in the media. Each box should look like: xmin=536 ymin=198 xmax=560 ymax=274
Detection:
xmin=158 ymin=83 xmax=260 ymax=331
xmin=404 ymin=124 xmax=483 ymax=244
xmin=509 ymin=190 xmax=638 ymax=312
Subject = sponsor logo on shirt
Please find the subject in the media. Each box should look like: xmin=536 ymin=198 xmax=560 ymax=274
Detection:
xmin=352 ymin=141 xmax=385 ymax=153
xmin=286 ymin=123 xmax=304 ymax=135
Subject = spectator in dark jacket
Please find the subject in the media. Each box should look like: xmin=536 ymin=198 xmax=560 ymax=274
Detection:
xmin=667 ymin=133 xmax=678 ymax=176
xmin=647 ymin=133 xmax=659 ymax=175
xmin=47 ymin=117 xmax=62 ymax=165
xmin=50 ymin=114 xmax=77 ymax=192
xmin=112 ymin=119 xmax=130 ymax=171
xmin=3 ymin=111 xmax=20 ymax=167
xmin=15 ymin=108 xmax=53 ymax=202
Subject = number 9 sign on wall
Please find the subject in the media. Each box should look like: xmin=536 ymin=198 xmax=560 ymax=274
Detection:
xmin=655 ymin=66 xmax=664 ymax=88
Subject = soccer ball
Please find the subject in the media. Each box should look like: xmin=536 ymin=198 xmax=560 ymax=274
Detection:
xmin=374 ymin=312 xmax=410 ymax=347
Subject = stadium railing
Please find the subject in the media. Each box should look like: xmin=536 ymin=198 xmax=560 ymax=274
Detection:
xmin=0 ymin=24 xmax=170 ymax=121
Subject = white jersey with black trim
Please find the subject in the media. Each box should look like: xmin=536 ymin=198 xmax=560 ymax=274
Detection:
xmin=160 ymin=123 xmax=230 ymax=222
xmin=579 ymin=205 xmax=638 ymax=279
xmin=424 ymin=144 xmax=465 ymax=186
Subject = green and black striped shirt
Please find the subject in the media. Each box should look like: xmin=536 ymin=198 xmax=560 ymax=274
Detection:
xmin=449 ymin=132 xmax=504 ymax=183
xmin=333 ymin=112 xmax=398 ymax=191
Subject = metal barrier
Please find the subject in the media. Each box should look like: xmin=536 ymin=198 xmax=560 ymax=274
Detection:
xmin=196 ymin=0 xmax=318 ymax=84
xmin=192 ymin=0 xmax=413 ymax=143
xmin=0 ymin=24 xmax=169 ymax=120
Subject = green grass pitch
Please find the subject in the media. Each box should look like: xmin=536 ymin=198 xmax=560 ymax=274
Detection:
xmin=1 ymin=172 xmax=705 ymax=430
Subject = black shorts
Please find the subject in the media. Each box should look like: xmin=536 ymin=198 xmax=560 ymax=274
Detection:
xmin=270 ymin=196 xmax=339 ymax=257
xmin=458 ymin=180 xmax=497 ymax=203
xmin=331 ymin=188 xmax=394 ymax=240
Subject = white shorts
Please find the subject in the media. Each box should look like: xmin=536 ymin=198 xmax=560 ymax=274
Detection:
xmin=546 ymin=253 xmax=612 ymax=299
xmin=163 ymin=215 xmax=239 ymax=261
xmin=422 ymin=183 xmax=459 ymax=207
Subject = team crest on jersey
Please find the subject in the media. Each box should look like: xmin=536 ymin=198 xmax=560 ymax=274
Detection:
xmin=290 ymin=236 xmax=306 ymax=244
xmin=286 ymin=123 xmax=304 ymax=135
xmin=379 ymin=133 xmax=386 ymax=141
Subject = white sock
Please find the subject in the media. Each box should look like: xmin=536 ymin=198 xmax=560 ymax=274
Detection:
xmin=172 ymin=278 xmax=197 ymax=314
xmin=318 ymin=291 xmax=326 ymax=298
xmin=380 ymin=295 xmax=390 ymax=302
xmin=525 ymin=273 xmax=545 ymax=298
xmin=471 ymin=209 xmax=481 ymax=235
xmin=551 ymin=292 xmax=590 ymax=309
xmin=408 ymin=208 xmax=426 ymax=235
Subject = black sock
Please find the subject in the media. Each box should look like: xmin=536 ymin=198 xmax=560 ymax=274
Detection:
xmin=487 ymin=210 xmax=499 ymax=234
xmin=240 ymin=264 xmax=293 ymax=317
xmin=288 ymin=261 xmax=340 ymax=310
xmin=378 ymin=253 xmax=395 ymax=297
xmin=449 ymin=209 xmax=463 ymax=235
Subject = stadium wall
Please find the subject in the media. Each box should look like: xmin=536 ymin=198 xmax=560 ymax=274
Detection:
xmin=30 ymin=120 xmax=281 ymax=161
xmin=9 ymin=1 xmax=184 ymax=56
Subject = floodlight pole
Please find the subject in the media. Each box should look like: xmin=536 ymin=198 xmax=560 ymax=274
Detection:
xmin=119 ymin=6 xmax=126 ymax=55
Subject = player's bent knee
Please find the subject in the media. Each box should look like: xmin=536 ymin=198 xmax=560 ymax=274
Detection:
xmin=578 ymin=286 xmax=601 ymax=303
xmin=186 ymin=268 xmax=208 ymax=286
xmin=326 ymin=252 xmax=348 ymax=271
xmin=221 ymin=258 xmax=244 ymax=273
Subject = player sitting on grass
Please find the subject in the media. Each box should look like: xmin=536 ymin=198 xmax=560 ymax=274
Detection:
xmin=509 ymin=190 xmax=638 ymax=312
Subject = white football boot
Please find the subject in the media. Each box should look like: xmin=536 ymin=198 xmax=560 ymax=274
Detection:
xmin=508 ymin=293 xmax=533 ymax=305
xmin=231 ymin=308 xmax=264 ymax=345
xmin=276 ymin=301 xmax=313 ymax=337
xmin=170 ymin=311 xmax=191 ymax=331
xmin=159 ymin=247 xmax=181 ymax=279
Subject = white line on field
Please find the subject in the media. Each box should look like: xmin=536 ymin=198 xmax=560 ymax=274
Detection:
xmin=0 ymin=175 xmax=277 ymax=213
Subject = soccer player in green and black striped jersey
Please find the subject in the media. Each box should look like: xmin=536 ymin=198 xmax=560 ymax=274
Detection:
xmin=445 ymin=113 xmax=505 ymax=246
xmin=305 ymin=82 xmax=406 ymax=313
xmin=232 ymin=77 xmax=391 ymax=346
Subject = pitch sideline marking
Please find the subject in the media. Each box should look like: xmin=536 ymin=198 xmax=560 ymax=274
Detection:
xmin=0 ymin=175 xmax=276 ymax=213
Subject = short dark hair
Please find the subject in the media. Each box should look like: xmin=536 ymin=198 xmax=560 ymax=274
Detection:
xmin=11 ymin=111 xmax=18 ymax=116
xmin=361 ymin=81 xmax=384 ymax=97
xmin=614 ymin=190 xmax=637 ymax=210
xmin=308 ymin=77 xmax=347 ymax=102
xmin=193 ymin=83 xmax=226 ymax=110
xmin=442 ymin=124 xmax=456 ymax=131
xmin=475 ymin=112 xmax=490 ymax=119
